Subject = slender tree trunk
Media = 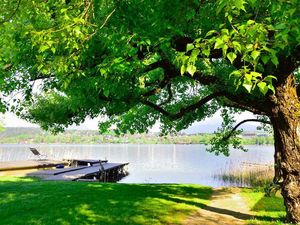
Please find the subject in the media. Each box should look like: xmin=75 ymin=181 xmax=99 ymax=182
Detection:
xmin=270 ymin=74 xmax=300 ymax=224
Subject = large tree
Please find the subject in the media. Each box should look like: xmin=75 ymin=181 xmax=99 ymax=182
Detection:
xmin=0 ymin=0 xmax=299 ymax=223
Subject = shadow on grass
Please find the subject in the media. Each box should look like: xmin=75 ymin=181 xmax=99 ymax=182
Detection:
xmin=242 ymin=190 xmax=287 ymax=224
xmin=0 ymin=177 xmax=283 ymax=225
xmin=164 ymin=193 xmax=280 ymax=223
xmin=0 ymin=178 xmax=213 ymax=225
xmin=251 ymin=195 xmax=286 ymax=224
xmin=252 ymin=195 xmax=285 ymax=212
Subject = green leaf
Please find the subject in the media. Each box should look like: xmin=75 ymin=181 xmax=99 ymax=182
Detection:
xmin=186 ymin=43 xmax=194 ymax=52
xmin=244 ymin=73 xmax=252 ymax=83
xmin=180 ymin=65 xmax=186 ymax=75
xmin=268 ymin=84 xmax=276 ymax=94
xmin=235 ymin=0 xmax=247 ymax=12
xmin=202 ymin=48 xmax=210 ymax=57
xmin=187 ymin=64 xmax=197 ymax=76
xmin=227 ymin=52 xmax=237 ymax=63
xmin=186 ymin=9 xmax=196 ymax=20
xmin=214 ymin=39 xmax=224 ymax=49
xmin=261 ymin=55 xmax=270 ymax=64
xmin=103 ymin=89 xmax=110 ymax=97
xmin=206 ymin=30 xmax=218 ymax=37
xmin=243 ymin=83 xmax=253 ymax=93
xmin=51 ymin=47 xmax=56 ymax=54
xmin=191 ymin=49 xmax=200 ymax=60
xmin=250 ymin=71 xmax=261 ymax=78
xmin=274 ymin=23 xmax=286 ymax=30
xmin=271 ymin=55 xmax=279 ymax=66
xmin=257 ymin=82 xmax=268 ymax=95
xmin=264 ymin=75 xmax=277 ymax=83
xmin=222 ymin=45 xmax=228 ymax=57
xmin=128 ymin=47 xmax=138 ymax=57
xmin=221 ymin=29 xmax=229 ymax=35
xmin=246 ymin=44 xmax=253 ymax=50
xmin=246 ymin=20 xmax=255 ymax=25
xmin=229 ymin=70 xmax=241 ymax=78
xmin=232 ymin=41 xmax=242 ymax=53
xmin=39 ymin=45 xmax=49 ymax=53
xmin=100 ymin=68 xmax=107 ymax=75
xmin=251 ymin=50 xmax=260 ymax=60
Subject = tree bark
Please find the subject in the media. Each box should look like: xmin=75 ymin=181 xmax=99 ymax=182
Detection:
xmin=270 ymin=74 xmax=300 ymax=224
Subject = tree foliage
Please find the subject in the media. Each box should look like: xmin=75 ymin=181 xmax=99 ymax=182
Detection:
xmin=0 ymin=0 xmax=298 ymax=149
xmin=1 ymin=0 xmax=300 ymax=222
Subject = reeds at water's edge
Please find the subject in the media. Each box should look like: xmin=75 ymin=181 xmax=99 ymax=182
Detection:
xmin=215 ymin=162 xmax=274 ymax=188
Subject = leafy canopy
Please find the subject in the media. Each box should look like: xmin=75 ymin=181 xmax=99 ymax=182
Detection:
xmin=0 ymin=0 xmax=299 ymax=155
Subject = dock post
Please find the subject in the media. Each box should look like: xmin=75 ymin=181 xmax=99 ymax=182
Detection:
xmin=99 ymin=160 xmax=106 ymax=182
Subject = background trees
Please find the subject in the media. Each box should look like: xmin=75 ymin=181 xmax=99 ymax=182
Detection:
xmin=0 ymin=0 xmax=299 ymax=223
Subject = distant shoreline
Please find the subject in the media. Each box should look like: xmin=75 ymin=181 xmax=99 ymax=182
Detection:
xmin=0 ymin=127 xmax=274 ymax=145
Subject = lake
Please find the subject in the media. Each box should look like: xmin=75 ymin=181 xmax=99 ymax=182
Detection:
xmin=0 ymin=144 xmax=274 ymax=187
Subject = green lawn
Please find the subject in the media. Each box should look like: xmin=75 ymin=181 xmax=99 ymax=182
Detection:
xmin=0 ymin=177 xmax=212 ymax=225
xmin=241 ymin=188 xmax=291 ymax=225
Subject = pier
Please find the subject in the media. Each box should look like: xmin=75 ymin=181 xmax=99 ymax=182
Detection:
xmin=0 ymin=159 xmax=129 ymax=182
xmin=0 ymin=160 xmax=69 ymax=171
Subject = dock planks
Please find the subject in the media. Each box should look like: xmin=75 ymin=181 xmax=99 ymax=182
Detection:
xmin=44 ymin=163 xmax=128 ymax=181
xmin=29 ymin=166 xmax=89 ymax=176
xmin=0 ymin=160 xmax=68 ymax=171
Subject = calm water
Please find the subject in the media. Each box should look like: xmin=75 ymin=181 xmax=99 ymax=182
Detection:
xmin=0 ymin=144 xmax=274 ymax=187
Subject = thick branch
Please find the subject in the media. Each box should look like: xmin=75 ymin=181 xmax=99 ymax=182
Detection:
xmin=223 ymin=102 xmax=267 ymax=115
xmin=223 ymin=119 xmax=271 ymax=141
xmin=141 ymin=91 xmax=225 ymax=120
xmin=142 ymin=59 xmax=178 ymax=97
xmin=184 ymin=72 xmax=217 ymax=85
xmin=29 ymin=74 xmax=56 ymax=81
xmin=223 ymin=91 xmax=272 ymax=115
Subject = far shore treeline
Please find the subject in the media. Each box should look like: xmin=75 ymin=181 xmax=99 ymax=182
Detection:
xmin=0 ymin=127 xmax=273 ymax=145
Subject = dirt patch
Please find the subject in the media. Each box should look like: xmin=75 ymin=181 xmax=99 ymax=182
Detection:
xmin=183 ymin=187 xmax=252 ymax=225
xmin=0 ymin=168 xmax=39 ymax=177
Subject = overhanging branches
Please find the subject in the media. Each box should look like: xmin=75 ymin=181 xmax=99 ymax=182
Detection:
xmin=141 ymin=91 xmax=225 ymax=120
xmin=222 ymin=118 xmax=272 ymax=141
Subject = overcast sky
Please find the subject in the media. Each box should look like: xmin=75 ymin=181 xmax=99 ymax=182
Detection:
xmin=0 ymin=111 xmax=259 ymax=133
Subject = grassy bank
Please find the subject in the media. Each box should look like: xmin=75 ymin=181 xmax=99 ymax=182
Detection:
xmin=0 ymin=177 xmax=212 ymax=225
xmin=241 ymin=189 xmax=288 ymax=225
xmin=0 ymin=176 xmax=289 ymax=224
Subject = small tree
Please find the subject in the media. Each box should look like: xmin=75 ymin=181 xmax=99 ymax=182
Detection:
xmin=0 ymin=0 xmax=299 ymax=223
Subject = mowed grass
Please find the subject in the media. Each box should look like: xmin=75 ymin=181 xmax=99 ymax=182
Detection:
xmin=241 ymin=188 xmax=292 ymax=225
xmin=0 ymin=177 xmax=212 ymax=225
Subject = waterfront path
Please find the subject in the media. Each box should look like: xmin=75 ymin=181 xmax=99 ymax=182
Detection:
xmin=183 ymin=188 xmax=252 ymax=225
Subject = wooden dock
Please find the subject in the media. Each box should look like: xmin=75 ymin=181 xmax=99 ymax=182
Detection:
xmin=0 ymin=160 xmax=68 ymax=171
xmin=0 ymin=158 xmax=129 ymax=182
xmin=42 ymin=163 xmax=128 ymax=181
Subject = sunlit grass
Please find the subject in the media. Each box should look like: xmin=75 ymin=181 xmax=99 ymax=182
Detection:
xmin=241 ymin=188 xmax=292 ymax=225
xmin=0 ymin=177 xmax=212 ymax=225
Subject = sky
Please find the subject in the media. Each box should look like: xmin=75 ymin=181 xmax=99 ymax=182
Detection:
xmin=1 ymin=111 xmax=259 ymax=133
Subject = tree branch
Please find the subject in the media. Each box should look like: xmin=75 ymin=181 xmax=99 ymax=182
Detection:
xmin=223 ymin=91 xmax=271 ymax=115
xmin=223 ymin=119 xmax=271 ymax=141
xmin=184 ymin=72 xmax=217 ymax=85
xmin=142 ymin=59 xmax=178 ymax=97
xmin=223 ymin=102 xmax=267 ymax=115
xmin=141 ymin=91 xmax=225 ymax=120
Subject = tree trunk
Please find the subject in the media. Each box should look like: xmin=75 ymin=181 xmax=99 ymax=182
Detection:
xmin=270 ymin=74 xmax=300 ymax=224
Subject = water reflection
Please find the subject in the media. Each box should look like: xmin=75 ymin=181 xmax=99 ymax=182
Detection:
xmin=0 ymin=144 xmax=274 ymax=187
